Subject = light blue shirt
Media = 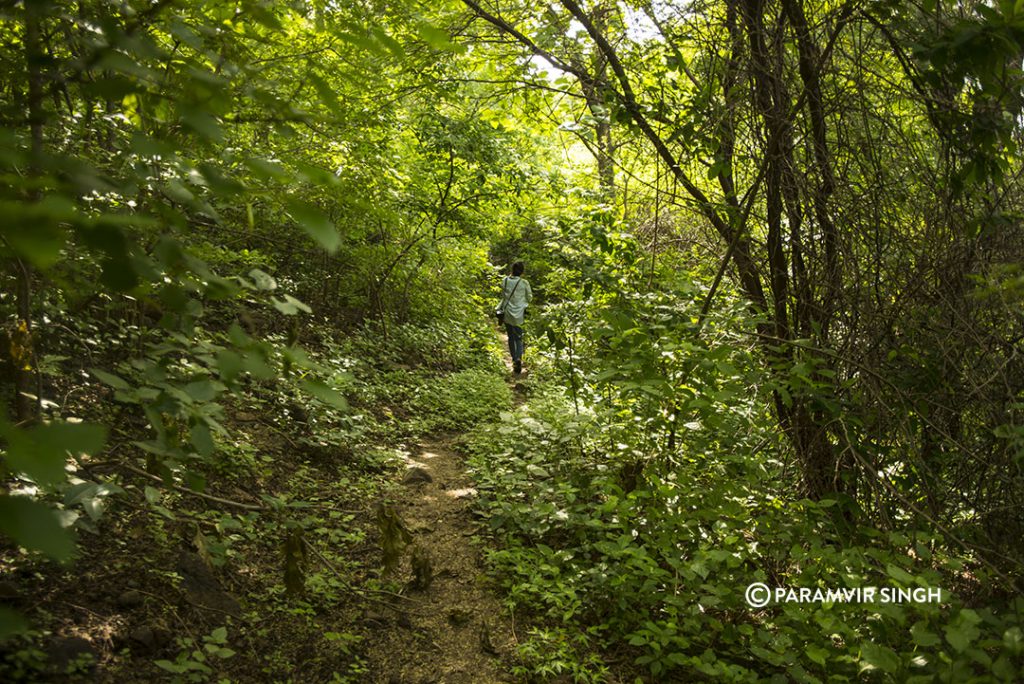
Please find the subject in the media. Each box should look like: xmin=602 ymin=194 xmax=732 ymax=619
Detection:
xmin=499 ymin=276 xmax=533 ymax=326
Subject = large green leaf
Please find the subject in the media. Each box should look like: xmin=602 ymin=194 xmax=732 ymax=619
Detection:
xmin=1 ymin=421 xmax=107 ymax=487
xmin=0 ymin=607 xmax=29 ymax=639
xmin=300 ymin=379 xmax=348 ymax=411
xmin=0 ymin=495 xmax=75 ymax=562
xmin=286 ymin=199 xmax=340 ymax=251
xmin=859 ymin=642 xmax=900 ymax=673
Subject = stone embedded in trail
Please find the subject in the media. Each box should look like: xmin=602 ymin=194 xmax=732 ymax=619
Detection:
xmin=131 ymin=622 xmax=171 ymax=651
xmin=447 ymin=608 xmax=472 ymax=627
xmin=130 ymin=626 xmax=153 ymax=649
xmin=175 ymin=550 xmax=241 ymax=617
xmin=116 ymin=589 xmax=144 ymax=609
xmin=402 ymin=466 xmax=433 ymax=485
xmin=479 ymin=622 xmax=498 ymax=655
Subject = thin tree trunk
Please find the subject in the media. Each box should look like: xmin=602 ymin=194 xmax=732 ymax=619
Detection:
xmin=14 ymin=0 xmax=44 ymax=423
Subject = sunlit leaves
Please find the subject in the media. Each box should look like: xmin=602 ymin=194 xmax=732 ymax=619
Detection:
xmin=272 ymin=294 xmax=312 ymax=315
xmin=416 ymin=21 xmax=461 ymax=52
xmin=308 ymin=72 xmax=341 ymax=114
xmin=245 ymin=268 xmax=277 ymax=290
xmin=285 ymin=199 xmax=339 ymax=252
xmin=181 ymin=110 xmax=225 ymax=143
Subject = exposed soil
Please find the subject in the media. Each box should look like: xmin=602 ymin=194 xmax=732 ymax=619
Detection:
xmin=360 ymin=438 xmax=518 ymax=684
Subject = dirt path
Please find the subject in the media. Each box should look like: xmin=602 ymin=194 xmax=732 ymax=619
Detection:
xmin=361 ymin=438 xmax=518 ymax=683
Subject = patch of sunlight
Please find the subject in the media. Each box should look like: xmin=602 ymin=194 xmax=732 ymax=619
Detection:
xmin=416 ymin=450 xmax=442 ymax=461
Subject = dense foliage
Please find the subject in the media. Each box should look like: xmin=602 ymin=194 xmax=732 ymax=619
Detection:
xmin=1 ymin=0 xmax=1022 ymax=681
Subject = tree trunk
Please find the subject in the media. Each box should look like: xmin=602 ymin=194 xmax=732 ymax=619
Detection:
xmin=13 ymin=0 xmax=45 ymax=423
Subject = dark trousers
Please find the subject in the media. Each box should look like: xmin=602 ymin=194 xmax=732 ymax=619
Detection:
xmin=506 ymin=324 xmax=524 ymax=361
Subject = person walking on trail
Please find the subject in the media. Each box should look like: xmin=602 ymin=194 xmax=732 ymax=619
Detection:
xmin=497 ymin=261 xmax=533 ymax=375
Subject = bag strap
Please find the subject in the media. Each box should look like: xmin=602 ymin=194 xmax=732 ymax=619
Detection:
xmin=499 ymin=276 xmax=520 ymax=310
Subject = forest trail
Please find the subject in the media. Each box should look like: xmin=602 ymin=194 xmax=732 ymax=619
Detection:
xmin=361 ymin=436 xmax=518 ymax=683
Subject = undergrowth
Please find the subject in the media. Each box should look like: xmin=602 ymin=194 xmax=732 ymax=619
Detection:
xmin=463 ymin=385 xmax=1024 ymax=683
xmin=0 ymin=315 xmax=510 ymax=682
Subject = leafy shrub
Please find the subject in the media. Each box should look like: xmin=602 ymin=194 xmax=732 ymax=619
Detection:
xmin=512 ymin=627 xmax=610 ymax=683
xmin=416 ymin=368 xmax=513 ymax=432
xmin=465 ymin=389 xmax=1024 ymax=682
xmin=345 ymin=320 xmax=503 ymax=373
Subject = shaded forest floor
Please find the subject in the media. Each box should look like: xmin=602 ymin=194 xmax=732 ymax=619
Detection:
xmin=0 ymin=325 xmax=538 ymax=683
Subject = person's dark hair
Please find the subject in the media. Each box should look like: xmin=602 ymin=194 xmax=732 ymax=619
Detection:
xmin=511 ymin=261 xmax=524 ymax=276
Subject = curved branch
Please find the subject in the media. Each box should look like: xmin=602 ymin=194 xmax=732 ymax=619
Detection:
xmin=460 ymin=0 xmax=591 ymax=80
xmin=558 ymin=0 xmax=768 ymax=309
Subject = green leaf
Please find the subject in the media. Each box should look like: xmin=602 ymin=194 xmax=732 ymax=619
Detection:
xmin=886 ymin=563 xmax=915 ymax=584
xmin=183 ymin=379 xmax=222 ymax=402
xmin=1 ymin=196 xmax=75 ymax=267
xmin=911 ymin=621 xmax=941 ymax=647
xmin=145 ymin=486 xmax=162 ymax=504
xmin=82 ymin=494 xmax=105 ymax=522
xmin=308 ymin=72 xmax=341 ymax=113
xmin=1004 ymin=626 xmax=1022 ymax=654
xmin=187 ymin=471 xmax=206 ymax=491
xmin=946 ymin=610 xmax=981 ymax=652
xmin=300 ymin=379 xmax=348 ymax=411
xmin=272 ymin=294 xmax=312 ymax=315
xmin=216 ymin=516 xmax=242 ymax=532
xmin=859 ymin=642 xmax=900 ymax=673
xmin=417 ymin=22 xmax=454 ymax=50
xmin=215 ymin=350 xmax=244 ymax=384
xmin=247 ymin=268 xmax=277 ymax=291
xmin=0 ymin=606 xmax=29 ymax=639
xmin=91 ymin=368 xmax=131 ymax=390
xmin=153 ymin=505 xmax=177 ymax=520
xmin=180 ymin=110 xmax=224 ymax=142
xmin=805 ymin=644 xmax=829 ymax=666
xmin=155 ymin=660 xmax=186 ymax=674
xmin=286 ymin=199 xmax=339 ymax=251
xmin=371 ymin=27 xmax=405 ymax=59
xmin=245 ymin=157 xmax=289 ymax=181
xmin=0 ymin=495 xmax=75 ymax=561
xmin=247 ymin=3 xmax=283 ymax=29
xmin=190 ymin=421 xmax=215 ymax=457
xmin=2 ymin=421 xmax=107 ymax=486
xmin=198 ymin=163 xmax=247 ymax=196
